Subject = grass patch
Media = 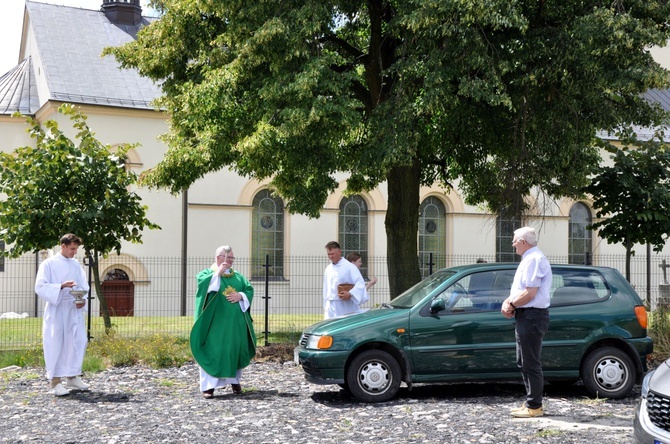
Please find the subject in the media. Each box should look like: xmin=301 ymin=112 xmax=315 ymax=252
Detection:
xmin=0 ymin=315 xmax=308 ymax=372
xmin=86 ymin=333 xmax=192 ymax=369
xmin=578 ymin=395 xmax=608 ymax=406
xmin=535 ymin=430 xmax=563 ymax=438
xmin=0 ymin=345 xmax=43 ymax=368
xmin=0 ymin=314 xmax=321 ymax=348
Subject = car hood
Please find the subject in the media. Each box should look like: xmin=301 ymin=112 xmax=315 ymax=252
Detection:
xmin=303 ymin=307 xmax=408 ymax=336
xmin=649 ymin=359 xmax=670 ymax=396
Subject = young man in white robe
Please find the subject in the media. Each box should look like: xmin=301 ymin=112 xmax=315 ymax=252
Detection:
xmin=323 ymin=241 xmax=368 ymax=319
xmin=35 ymin=233 xmax=90 ymax=396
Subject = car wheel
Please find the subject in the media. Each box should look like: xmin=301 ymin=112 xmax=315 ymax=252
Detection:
xmin=346 ymin=350 xmax=401 ymax=403
xmin=581 ymin=347 xmax=636 ymax=399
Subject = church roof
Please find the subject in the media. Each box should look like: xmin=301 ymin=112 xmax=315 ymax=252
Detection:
xmin=643 ymin=88 xmax=670 ymax=112
xmin=0 ymin=1 xmax=161 ymax=115
xmin=0 ymin=57 xmax=39 ymax=115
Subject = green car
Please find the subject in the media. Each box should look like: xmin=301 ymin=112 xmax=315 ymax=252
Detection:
xmin=296 ymin=263 xmax=652 ymax=403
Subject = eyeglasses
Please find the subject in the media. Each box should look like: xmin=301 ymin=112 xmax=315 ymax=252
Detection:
xmin=217 ymin=255 xmax=235 ymax=260
xmin=512 ymin=238 xmax=525 ymax=246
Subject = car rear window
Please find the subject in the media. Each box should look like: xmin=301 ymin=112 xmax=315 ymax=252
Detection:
xmin=550 ymin=269 xmax=610 ymax=306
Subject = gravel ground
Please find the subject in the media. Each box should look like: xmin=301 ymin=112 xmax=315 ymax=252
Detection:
xmin=0 ymin=360 xmax=639 ymax=443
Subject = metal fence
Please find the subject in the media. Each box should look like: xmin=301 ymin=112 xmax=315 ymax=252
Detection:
xmin=0 ymin=253 xmax=667 ymax=349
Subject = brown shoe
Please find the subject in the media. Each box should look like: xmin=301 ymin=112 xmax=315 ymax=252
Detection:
xmin=511 ymin=406 xmax=543 ymax=418
xmin=202 ymin=389 xmax=214 ymax=399
xmin=232 ymin=384 xmax=242 ymax=394
xmin=510 ymin=404 xmax=527 ymax=413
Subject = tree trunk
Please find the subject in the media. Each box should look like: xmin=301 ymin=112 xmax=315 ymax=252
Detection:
xmin=385 ymin=159 xmax=422 ymax=299
xmin=89 ymin=250 xmax=112 ymax=333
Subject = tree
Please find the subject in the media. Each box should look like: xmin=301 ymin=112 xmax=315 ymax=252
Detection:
xmin=585 ymin=129 xmax=670 ymax=281
xmin=0 ymin=104 xmax=160 ymax=331
xmin=106 ymin=0 xmax=670 ymax=297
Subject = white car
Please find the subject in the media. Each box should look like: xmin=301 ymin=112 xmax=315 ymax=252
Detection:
xmin=634 ymin=358 xmax=670 ymax=443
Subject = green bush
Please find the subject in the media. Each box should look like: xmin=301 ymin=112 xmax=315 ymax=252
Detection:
xmin=0 ymin=346 xmax=43 ymax=368
xmin=87 ymin=334 xmax=141 ymax=367
xmin=650 ymin=305 xmax=670 ymax=362
xmin=142 ymin=334 xmax=191 ymax=368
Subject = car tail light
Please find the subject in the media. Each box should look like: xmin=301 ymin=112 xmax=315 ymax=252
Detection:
xmin=634 ymin=306 xmax=648 ymax=329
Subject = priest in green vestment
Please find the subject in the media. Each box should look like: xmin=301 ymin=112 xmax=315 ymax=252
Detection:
xmin=190 ymin=245 xmax=256 ymax=398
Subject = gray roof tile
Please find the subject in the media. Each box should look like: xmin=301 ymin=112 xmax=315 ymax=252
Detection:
xmin=642 ymin=88 xmax=670 ymax=112
xmin=0 ymin=57 xmax=39 ymax=115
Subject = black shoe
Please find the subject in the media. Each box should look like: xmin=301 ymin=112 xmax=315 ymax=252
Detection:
xmin=232 ymin=384 xmax=242 ymax=394
xmin=202 ymin=389 xmax=214 ymax=399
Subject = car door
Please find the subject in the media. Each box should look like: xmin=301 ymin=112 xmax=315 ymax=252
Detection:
xmin=406 ymin=270 xmax=518 ymax=380
xmin=542 ymin=268 xmax=612 ymax=372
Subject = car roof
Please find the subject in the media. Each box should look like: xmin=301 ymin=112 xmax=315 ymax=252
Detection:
xmin=443 ymin=263 xmax=615 ymax=273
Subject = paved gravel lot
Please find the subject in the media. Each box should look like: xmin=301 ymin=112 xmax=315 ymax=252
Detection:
xmin=0 ymin=360 xmax=639 ymax=443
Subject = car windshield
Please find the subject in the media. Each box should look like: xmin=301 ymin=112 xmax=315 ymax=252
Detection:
xmin=390 ymin=270 xmax=457 ymax=308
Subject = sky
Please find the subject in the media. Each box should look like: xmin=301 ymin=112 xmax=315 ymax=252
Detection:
xmin=0 ymin=0 xmax=156 ymax=76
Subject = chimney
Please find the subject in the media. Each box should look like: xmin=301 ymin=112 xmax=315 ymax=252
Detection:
xmin=101 ymin=0 xmax=142 ymax=26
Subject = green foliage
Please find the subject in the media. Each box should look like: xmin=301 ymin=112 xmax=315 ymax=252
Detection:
xmin=650 ymin=306 xmax=670 ymax=362
xmin=88 ymin=334 xmax=141 ymax=367
xmin=86 ymin=333 xmax=191 ymax=369
xmin=0 ymin=104 xmax=161 ymax=258
xmin=142 ymin=334 xmax=192 ymax=368
xmin=105 ymin=0 xmax=670 ymax=295
xmin=82 ymin=354 xmax=106 ymax=373
xmin=0 ymin=346 xmax=43 ymax=368
xmin=585 ymin=131 xmax=670 ymax=278
xmin=105 ymin=1 xmax=670 ymax=218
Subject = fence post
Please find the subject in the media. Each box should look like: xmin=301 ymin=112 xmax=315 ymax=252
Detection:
xmin=84 ymin=254 xmax=94 ymax=341
xmin=263 ymin=254 xmax=270 ymax=346
xmin=428 ymin=252 xmax=435 ymax=276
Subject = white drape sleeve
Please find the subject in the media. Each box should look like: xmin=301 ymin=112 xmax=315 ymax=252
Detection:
xmin=207 ymin=272 xmax=221 ymax=293
xmin=238 ymin=293 xmax=250 ymax=312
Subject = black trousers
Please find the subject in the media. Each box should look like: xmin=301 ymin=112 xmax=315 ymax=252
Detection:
xmin=514 ymin=307 xmax=550 ymax=409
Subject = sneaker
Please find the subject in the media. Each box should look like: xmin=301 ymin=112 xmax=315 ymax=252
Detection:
xmin=52 ymin=383 xmax=70 ymax=397
xmin=66 ymin=376 xmax=90 ymax=391
xmin=510 ymin=404 xmax=526 ymax=413
xmin=511 ymin=406 xmax=543 ymax=418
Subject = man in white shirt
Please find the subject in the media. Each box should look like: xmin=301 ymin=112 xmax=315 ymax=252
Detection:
xmin=501 ymin=227 xmax=552 ymax=418
xmin=322 ymin=241 xmax=367 ymax=319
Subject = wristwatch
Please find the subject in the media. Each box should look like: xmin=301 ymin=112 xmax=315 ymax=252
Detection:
xmin=509 ymin=300 xmax=516 ymax=309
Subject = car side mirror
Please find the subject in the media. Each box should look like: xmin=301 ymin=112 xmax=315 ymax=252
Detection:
xmin=430 ymin=298 xmax=446 ymax=314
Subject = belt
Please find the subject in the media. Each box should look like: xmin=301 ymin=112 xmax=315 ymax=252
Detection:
xmin=515 ymin=307 xmax=548 ymax=311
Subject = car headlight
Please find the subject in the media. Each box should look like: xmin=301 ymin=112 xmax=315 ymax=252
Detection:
xmin=640 ymin=370 xmax=654 ymax=398
xmin=306 ymin=334 xmax=333 ymax=350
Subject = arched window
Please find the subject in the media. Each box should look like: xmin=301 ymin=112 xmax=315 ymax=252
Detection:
xmin=419 ymin=196 xmax=446 ymax=277
xmin=104 ymin=269 xmax=129 ymax=281
xmin=252 ymin=189 xmax=284 ymax=279
xmin=339 ymin=195 xmax=368 ymax=275
xmin=569 ymin=202 xmax=592 ymax=264
xmin=496 ymin=214 xmax=522 ymax=263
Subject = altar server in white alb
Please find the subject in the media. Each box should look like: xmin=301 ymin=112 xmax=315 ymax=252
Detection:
xmin=35 ymin=233 xmax=91 ymax=396
xmin=323 ymin=241 xmax=368 ymax=319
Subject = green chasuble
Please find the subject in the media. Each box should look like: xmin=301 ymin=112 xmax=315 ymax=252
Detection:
xmin=190 ymin=267 xmax=257 ymax=378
